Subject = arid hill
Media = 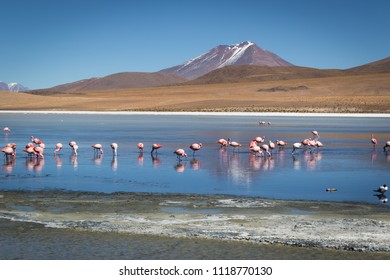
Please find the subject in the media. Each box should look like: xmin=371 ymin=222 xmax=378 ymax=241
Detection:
xmin=30 ymin=72 xmax=187 ymax=94
xmin=346 ymin=56 xmax=390 ymax=74
xmin=185 ymin=65 xmax=343 ymax=85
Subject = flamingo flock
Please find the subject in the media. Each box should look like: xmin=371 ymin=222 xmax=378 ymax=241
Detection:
xmin=2 ymin=126 xmax=390 ymax=163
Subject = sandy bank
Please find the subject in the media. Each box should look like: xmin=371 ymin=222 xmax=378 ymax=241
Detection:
xmin=1 ymin=191 xmax=390 ymax=253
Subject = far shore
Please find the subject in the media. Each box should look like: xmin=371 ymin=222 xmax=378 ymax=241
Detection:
xmin=1 ymin=110 xmax=390 ymax=118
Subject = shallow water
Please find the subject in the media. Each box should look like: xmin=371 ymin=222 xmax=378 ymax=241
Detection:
xmin=1 ymin=113 xmax=390 ymax=205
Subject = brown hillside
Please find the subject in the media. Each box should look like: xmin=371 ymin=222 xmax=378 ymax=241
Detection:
xmin=31 ymin=72 xmax=187 ymax=93
xmin=346 ymin=57 xmax=390 ymax=74
xmin=186 ymin=65 xmax=343 ymax=85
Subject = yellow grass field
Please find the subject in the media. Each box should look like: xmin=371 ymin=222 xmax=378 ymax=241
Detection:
xmin=1 ymin=73 xmax=390 ymax=113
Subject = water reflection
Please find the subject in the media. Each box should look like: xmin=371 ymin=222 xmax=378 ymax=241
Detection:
xmin=174 ymin=162 xmax=186 ymax=172
xmin=92 ymin=154 xmax=103 ymax=165
xmin=151 ymin=154 xmax=162 ymax=168
xmin=111 ymin=156 xmax=118 ymax=172
xmin=70 ymin=154 xmax=78 ymax=169
xmin=374 ymin=193 xmax=388 ymax=203
xmin=24 ymin=157 xmax=45 ymax=173
xmin=2 ymin=157 xmax=16 ymax=174
xmin=190 ymin=158 xmax=201 ymax=170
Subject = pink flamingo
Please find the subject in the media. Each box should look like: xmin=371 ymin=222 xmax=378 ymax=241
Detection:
xmin=6 ymin=143 xmax=17 ymax=155
xmin=31 ymin=136 xmax=42 ymax=145
xmin=1 ymin=146 xmax=15 ymax=157
xmin=174 ymin=149 xmax=188 ymax=161
xmin=228 ymin=138 xmax=242 ymax=151
xmin=268 ymin=140 xmax=276 ymax=150
xmin=137 ymin=143 xmax=144 ymax=152
xmin=111 ymin=143 xmax=118 ymax=156
xmin=54 ymin=143 xmax=63 ymax=156
xmin=34 ymin=146 xmax=44 ymax=158
xmin=216 ymin=139 xmax=228 ymax=147
xmin=189 ymin=143 xmax=202 ymax=156
xmin=276 ymin=140 xmax=288 ymax=148
xmin=69 ymin=141 xmax=77 ymax=148
xmin=92 ymin=144 xmax=104 ymax=154
xmin=3 ymin=127 xmax=11 ymax=133
xmin=254 ymin=136 xmax=266 ymax=144
xmin=23 ymin=146 xmax=37 ymax=157
xmin=260 ymin=144 xmax=272 ymax=157
xmin=312 ymin=130 xmax=320 ymax=140
xmin=249 ymin=140 xmax=257 ymax=149
xmin=384 ymin=141 xmax=390 ymax=152
xmin=151 ymin=143 xmax=162 ymax=154
xmin=250 ymin=145 xmax=264 ymax=157
xmin=371 ymin=134 xmax=378 ymax=148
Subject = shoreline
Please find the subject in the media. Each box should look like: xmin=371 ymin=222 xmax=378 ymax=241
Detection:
xmin=1 ymin=191 xmax=390 ymax=253
xmin=1 ymin=109 xmax=390 ymax=118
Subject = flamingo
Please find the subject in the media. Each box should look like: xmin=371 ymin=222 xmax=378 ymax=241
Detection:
xmin=249 ymin=140 xmax=257 ymax=149
xmin=1 ymin=146 xmax=15 ymax=157
xmin=384 ymin=141 xmax=390 ymax=152
xmin=250 ymin=145 xmax=264 ymax=156
xmin=371 ymin=134 xmax=378 ymax=148
xmin=54 ymin=143 xmax=63 ymax=156
xmin=260 ymin=144 xmax=272 ymax=157
xmin=314 ymin=140 xmax=324 ymax=150
xmin=301 ymin=138 xmax=311 ymax=147
xmin=137 ymin=143 xmax=144 ymax=152
xmin=6 ymin=143 xmax=16 ymax=154
xmin=216 ymin=138 xmax=228 ymax=147
xmin=151 ymin=143 xmax=162 ymax=154
xmin=254 ymin=136 xmax=266 ymax=144
xmin=174 ymin=149 xmax=188 ymax=161
xmin=276 ymin=140 xmax=288 ymax=148
xmin=31 ymin=136 xmax=42 ymax=145
xmin=69 ymin=141 xmax=77 ymax=148
xmin=189 ymin=143 xmax=202 ymax=156
xmin=3 ymin=127 xmax=11 ymax=133
xmin=23 ymin=146 xmax=37 ymax=157
xmin=269 ymin=140 xmax=276 ymax=150
xmin=111 ymin=143 xmax=118 ymax=156
xmin=72 ymin=144 xmax=79 ymax=156
xmin=34 ymin=146 xmax=44 ymax=158
xmin=374 ymin=184 xmax=388 ymax=193
xmin=228 ymin=138 xmax=242 ymax=151
xmin=312 ymin=130 xmax=320 ymax=140
xmin=92 ymin=143 xmax=104 ymax=154
xmin=292 ymin=142 xmax=302 ymax=154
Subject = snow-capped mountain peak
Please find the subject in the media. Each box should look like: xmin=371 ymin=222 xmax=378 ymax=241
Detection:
xmin=160 ymin=41 xmax=293 ymax=79
xmin=0 ymin=81 xmax=29 ymax=92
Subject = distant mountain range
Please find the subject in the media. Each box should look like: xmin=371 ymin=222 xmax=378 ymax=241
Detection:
xmin=8 ymin=41 xmax=390 ymax=93
xmin=0 ymin=81 xmax=28 ymax=92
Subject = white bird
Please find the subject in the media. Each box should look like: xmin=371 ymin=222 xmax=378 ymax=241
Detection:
xmin=374 ymin=184 xmax=388 ymax=193
xmin=111 ymin=143 xmax=118 ymax=156
xmin=292 ymin=143 xmax=302 ymax=154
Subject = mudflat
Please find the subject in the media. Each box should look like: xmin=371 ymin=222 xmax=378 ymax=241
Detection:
xmin=1 ymin=191 xmax=390 ymax=253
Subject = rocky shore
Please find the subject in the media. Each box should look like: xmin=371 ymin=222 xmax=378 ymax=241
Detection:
xmin=1 ymin=191 xmax=390 ymax=253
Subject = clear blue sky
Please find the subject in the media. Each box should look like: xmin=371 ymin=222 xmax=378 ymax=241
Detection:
xmin=1 ymin=0 xmax=389 ymax=89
